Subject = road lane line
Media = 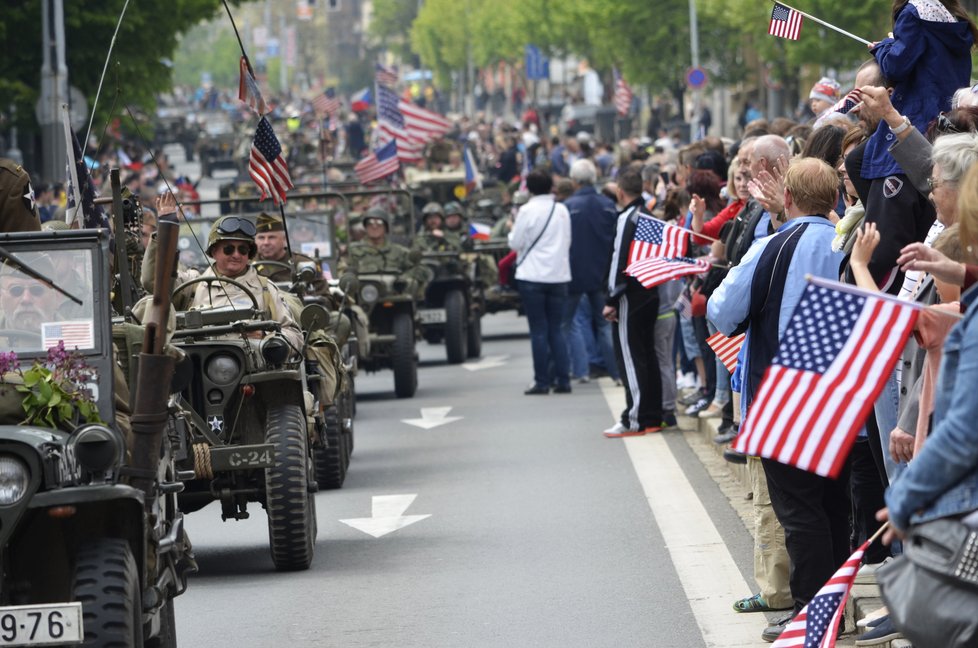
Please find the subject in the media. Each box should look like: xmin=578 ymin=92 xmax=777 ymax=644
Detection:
xmin=599 ymin=379 xmax=767 ymax=648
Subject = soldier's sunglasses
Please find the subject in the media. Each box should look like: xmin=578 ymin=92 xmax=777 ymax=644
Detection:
xmin=5 ymin=284 xmax=46 ymax=297
xmin=221 ymin=244 xmax=252 ymax=256
xmin=216 ymin=217 xmax=257 ymax=237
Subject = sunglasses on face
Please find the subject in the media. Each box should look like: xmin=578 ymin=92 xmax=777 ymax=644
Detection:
xmin=5 ymin=284 xmax=46 ymax=298
xmin=364 ymin=220 xmax=385 ymax=227
xmin=221 ymin=243 xmax=252 ymax=256
xmin=216 ymin=217 xmax=257 ymax=237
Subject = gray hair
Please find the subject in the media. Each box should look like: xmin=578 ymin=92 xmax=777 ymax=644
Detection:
xmin=931 ymin=132 xmax=978 ymax=185
xmin=641 ymin=162 xmax=661 ymax=182
xmin=753 ymin=134 xmax=790 ymax=165
xmin=952 ymin=85 xmax=978 ymax=109
xmin=569 ymin=159 xmax=597 ymax=185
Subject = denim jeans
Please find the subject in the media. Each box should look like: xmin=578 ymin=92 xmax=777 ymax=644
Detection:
xmin=517 ymin=280 xmax=570 ymax=389
xmin=563 ymin=290 xmax=619 ymax=381
xmin=873 ymin=369 xmax=906 ymax=484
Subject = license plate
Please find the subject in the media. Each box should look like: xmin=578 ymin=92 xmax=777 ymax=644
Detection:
xmin=0 ymin=603 xmax=83 ymax=646
xmin=209 ymin=444 xmax=275 ymax=472
xmin=418 ymin=309 xmax=446 ymax=324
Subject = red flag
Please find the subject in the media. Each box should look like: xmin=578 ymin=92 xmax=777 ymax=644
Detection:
xmin=733 ymin=282 xmax=918 ymax=478
xmin=769 ymin=3 xmax=803 ymax=40
xmin=249 ymin=117 xmax=293 ymax=205
xmin=772 ymin=540 xmax=870 ymax=648
xmin=628 ymin=216 xmax=688 ymax=265
xmin=707 ymin=331 xmax=745 ymax=374
xmin=625 ymin=256 xmax=709 ymax=289
xmin=238 ymin=56 xmax=267 ymax=116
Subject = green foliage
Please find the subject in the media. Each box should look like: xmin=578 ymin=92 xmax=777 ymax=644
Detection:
xmin=172 ymin=21 xmax=242 ymax=88
xmin=1 ymin=345 xmax=103 ymax=430
xmin=369 ymin=0 xmax=420 ymax=60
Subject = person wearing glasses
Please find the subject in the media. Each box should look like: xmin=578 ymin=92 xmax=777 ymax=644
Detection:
xmin=0 ymin=258 xmax=60 ymax=333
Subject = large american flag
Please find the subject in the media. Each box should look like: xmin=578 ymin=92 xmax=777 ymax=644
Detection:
xmin=377 ymin=84 xmax=425 ymax=164
xmin=613 ymin=67 xmax=633 ymax=118
xmin=238 ymin=56 xmax=267 ymax=116
xmin=628 ymin=216 xmax=688 ymax=265
xmin=769 ymin=2 xmax=803 ymax=40
xmin=625 ymin=256 xmax=709 ymax=289
xmin=313 ymin=87 xmax=341 ymax=116
xmin=707 ymin=331 xmax=745 ymax=374
xmin=375 ymin=62 xmax=399 ymax=87
xmin=732 ymin=282 xmax=918 ymax=478
xmin=772 ymin=540 xmax=870 ymax=648
xmin=249 ymin=116 xmax=294 ymax=205
xmin=354 ymin=140 xmax=400 ymax=184
xmin=399 ymin=100 xmax=453 ymax=142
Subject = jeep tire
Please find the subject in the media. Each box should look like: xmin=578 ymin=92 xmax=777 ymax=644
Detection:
xmin=73 ymin=538 xmax=142 ymax=648
xmin=444 ymin=290 xmax=468 ymax=364
xmin=314 ymin=405 xmax=346 ymax=490
xmin=466 ymin=312 xmax=482 ymax=359
xmin=265 ymin=403 xmax=316 ymax=571
xmin=392 ymin=312 xmax=418 ymax=398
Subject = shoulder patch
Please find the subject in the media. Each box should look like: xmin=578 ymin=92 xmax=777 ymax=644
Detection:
xmin=882 ymin=176 xmax=904 ymax=199
xmin=22 ymin=180 xmax=36 ymax=215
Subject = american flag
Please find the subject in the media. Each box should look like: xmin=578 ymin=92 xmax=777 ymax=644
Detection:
xmin=628 ymin=216 xmax=688 ymax=265
xmin=769 ymin=3 xmax=803 ymax=41
xmin=625 ymin=256 xmax=710 ymax=289
xmin=313 ymin=87 xmax=341 ymax=116
xmin=399 ymin=100 xmax=453 ymax=142
xmin=42 ymin=320 xmax=94 ymax=350
xmin=354 ymin=140 xmax=400 ymax=184
xmin=772 ymin=540 xmax=870 ymax=648
xmin=676 ymin=291 xmax=693 ymax=319
xmin=707 ymin=331 xmax=746 ymax=374
xmin=733 ymin=282 xmax=918 ymax=478
xmin=249 ymin=116 xmax=294 ymax=205
xmin=828 ymin=89 xmax=862 ymax=116
xmin=64 ymin=124 xmax=108 ymax=230
xmin=238 ymin=56 xmax=267 ymax=116
xmin=377 ymin=84 xmax=425 ymax=164
xmin=375 ymin=62 xmax=399 ymax=87
xmin=613 ymin=67 xmax=633 ymax=118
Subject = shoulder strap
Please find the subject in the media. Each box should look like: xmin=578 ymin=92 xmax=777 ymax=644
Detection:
xmin=516 ymin=200 xmax=557 ymax=268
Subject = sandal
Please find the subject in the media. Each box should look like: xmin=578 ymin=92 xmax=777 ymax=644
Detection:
xmin=732 ymin=593 xmax=791 ymax=613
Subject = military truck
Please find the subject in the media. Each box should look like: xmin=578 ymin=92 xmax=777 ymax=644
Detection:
xmin=0 ymin=226 xmax=193 ymax=647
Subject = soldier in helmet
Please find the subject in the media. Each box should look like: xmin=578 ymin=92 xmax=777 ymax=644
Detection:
xmin=413 ymin=202 xmax=460 ymax=254
xmin=442 ymin=201 xmax=468 ymax=246
xmin=339 ymin=207 xmax=430 ymax=298
xmin=0 ymin=158 xmax=40 ymax=233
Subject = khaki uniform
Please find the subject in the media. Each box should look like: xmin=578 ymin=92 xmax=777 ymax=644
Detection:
xmin=0 ymin=159 xmax=40 ymax=233
xmin=339 ymin=240 xmax=430 ymax=296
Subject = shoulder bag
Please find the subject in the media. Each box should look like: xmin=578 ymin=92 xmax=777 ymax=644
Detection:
xmin=511 ymin=201 xmax=557 ymax=281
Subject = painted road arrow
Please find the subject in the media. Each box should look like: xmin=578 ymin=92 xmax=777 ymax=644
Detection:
xmin=339 ymin=494 xmax=431 ymax=538
xmin=401 ymin=406 xmax=463 ymax=429
xmin=462 ymin=354 xmax=508 ymax=371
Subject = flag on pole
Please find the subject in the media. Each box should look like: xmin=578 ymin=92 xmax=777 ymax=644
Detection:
xmin=62 ymin=106 xmax=107 ymax=229
xmin=771 ymin=540 xmax=870 ymax=648
xmin=464 ymin=145 xmax=482 ymax=192
xmin=707 ymin=331 xmax=746 ymax=374
xmin=354 ymin=140 xmax=400 ymax=184
xmin=676 ymin=291 xmax=693 ymax=320
xmin=249 ymin=116 xmax=294 ymax=205
xmin=313 ymin=87 xmax=341 ymax=116
xmin=238 ymin=56 xmax=267 ymax=115
xmin=732 ymin=283 xmax=919 ymax=478
xmin=628 ymin=216 xmax=689 ymax=265
xmin=399 ymin=100 xmax=453 ymax=142
xmin=350 ymin=87 xmax=372 ymax=112
xmin=613 ymin=67 xmax=633 ymax=118
xmin=377 ymin=84 xmax=424 ymax=164
xmin=625 ymin=256 xmax=710 ymax=289
xmin=828 ymin=89 xmax=862 ymax=116
xmin=375 ymin=62 xmax=399 ymax=87
xmin=62 ymin=105 xmax=83 ymax=227
xmin=769 ymin=2 xmax=803 ymax=40
xmin=468 ymin=222 xmax=492 ymax=241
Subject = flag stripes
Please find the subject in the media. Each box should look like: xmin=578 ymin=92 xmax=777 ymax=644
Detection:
xmin=249 ymin=116 xmax=293 ymax=205
xmin=625 ymin=256 xmax=710 ymax=289
xmin=354 ymin=140 xmax=400 ymax=184
xmin=769 ymin=3 xmax=803 ymax=40
xmin=707 ymin=332 xmax=746 ymax=374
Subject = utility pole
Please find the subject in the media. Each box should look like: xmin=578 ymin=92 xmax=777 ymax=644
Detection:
xmin=688 ymin=0 xmax=701 ymax=142
xmin=39 ymin=0 xmax=68 ymax=183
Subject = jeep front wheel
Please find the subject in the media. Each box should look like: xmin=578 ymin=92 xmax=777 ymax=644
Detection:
xmin=392 ymin=312 xmax=417 ymax=398
xmin=265 ymin=404 xmax=316 ymax=571
xmin=73 ymin=538 xmax=142 ymax=648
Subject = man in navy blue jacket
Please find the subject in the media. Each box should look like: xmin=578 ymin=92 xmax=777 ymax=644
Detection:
xmin=562 ymin=159 xmax=619 ymax=383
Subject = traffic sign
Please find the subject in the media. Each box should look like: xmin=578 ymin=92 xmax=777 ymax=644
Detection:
xmin=686 ymin=67 xmax=708 ymax=90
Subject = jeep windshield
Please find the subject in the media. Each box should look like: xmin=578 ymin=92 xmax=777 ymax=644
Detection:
xmin=0 ymin=248 xmax=97 ymax=355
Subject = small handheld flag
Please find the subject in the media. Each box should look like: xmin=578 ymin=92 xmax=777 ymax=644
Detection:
xmin=769 ymin=3 xmax=803 ymax=40
xmin=625 ymin=256 xmax=710 ymax=289
xmin=707 ymin=332 xmax=746 ymax=374
xmin=628 ymin=216 xmax=689 ymax=265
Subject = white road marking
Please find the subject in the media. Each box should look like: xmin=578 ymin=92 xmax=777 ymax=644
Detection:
xmin=599 ymin=379 xmax=767 ymax=648
xmin=462 ymin=354 xmax=509 ymax=371
xmin=339 ymin=494 xmax=432 ymax=538
xmin=401 ymin=406 xmax=463 ymax=429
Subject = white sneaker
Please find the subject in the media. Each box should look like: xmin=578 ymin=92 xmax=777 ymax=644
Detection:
xmin=697 ymin=402 xmax=725 ymax=418
xmin=602 ymin=422 xmax=645 ymax=438
xmin=676 ymin=372 xmax=696 ymax=390
xmin=854 ymin=557 xmax=893 ymax=585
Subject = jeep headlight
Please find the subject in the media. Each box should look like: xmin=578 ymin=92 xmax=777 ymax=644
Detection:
xmin=0 ymin=456 xmax=29 ymax=505
xmin=206 ymin=354 xmax=240 ymax=385
xmin=360 ymin=284 xmax=380 ymax=304
xmin=70 ymin=424 xmax=125 ymax=474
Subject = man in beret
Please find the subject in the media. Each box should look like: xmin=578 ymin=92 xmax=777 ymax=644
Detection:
xmin=254 ymin=211 xmax=326 ymax=297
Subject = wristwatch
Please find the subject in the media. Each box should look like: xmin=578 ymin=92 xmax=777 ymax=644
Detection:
xmin=889 ymin=115 xmax=911 ymax=135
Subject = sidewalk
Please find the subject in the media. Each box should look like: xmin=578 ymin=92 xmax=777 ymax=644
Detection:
xmin=683 ymin=413 xmax=912 ymax=648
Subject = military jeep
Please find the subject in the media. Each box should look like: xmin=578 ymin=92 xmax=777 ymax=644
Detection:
xmin=0 ymin=228 xmax=192 ymax=647
xmin=418 ymin=249 xmax=484 ymax=363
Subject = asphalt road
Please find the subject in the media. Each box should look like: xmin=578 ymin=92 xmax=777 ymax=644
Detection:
xmin=173 ymin=311 xmax=769 ymax=648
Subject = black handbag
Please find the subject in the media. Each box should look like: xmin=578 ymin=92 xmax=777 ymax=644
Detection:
xmin=878 ymin=517 xmax=978 ymax=648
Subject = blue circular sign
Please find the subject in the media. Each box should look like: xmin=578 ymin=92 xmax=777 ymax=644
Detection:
xmin=686 ymin=67 xmax=708 ymax=90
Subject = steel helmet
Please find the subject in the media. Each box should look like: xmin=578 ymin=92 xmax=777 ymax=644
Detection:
xmin=207 ymin=215 xmax=257 ymax=257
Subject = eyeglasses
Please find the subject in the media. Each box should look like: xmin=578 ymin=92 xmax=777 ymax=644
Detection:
xmin=937 ymin=112 xmax=961 ymax=135
xmin=216 ymin=217 xmax=257 ymax=237
xmin=5 ymin=284 xmax=46 ymax=298
xmin=927 ymin=176 xmax=947 ymax=191
xmin=221 ymin=243 xmax=252 ymax=256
